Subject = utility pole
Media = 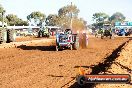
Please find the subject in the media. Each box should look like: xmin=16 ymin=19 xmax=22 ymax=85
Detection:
xmin=2 ymin=10 xmax=5 ymax=28
xmin=70 ymin=2 xmax=73 ymax=30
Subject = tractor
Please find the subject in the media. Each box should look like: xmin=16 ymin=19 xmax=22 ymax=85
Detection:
xmin=0 ymin=11 xmax=16 ymax=44
xmin=101 ymin=28 xmax=114 ymax=39
xmin=0 ymin=27 xmax=16 ymax=44
xmin=95 ymin=28 xmax=103 ymax=38
xmin=95 ymin=23 xmax=114 ymax=39
xmin=55 ymin=29 xmax=80 ymax=51
xmin=38 ymin=27 xmax=50 ymax=38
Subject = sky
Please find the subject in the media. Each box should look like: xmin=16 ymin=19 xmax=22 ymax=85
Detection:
xmin=0 ymin=0 xmax=132 ymax=24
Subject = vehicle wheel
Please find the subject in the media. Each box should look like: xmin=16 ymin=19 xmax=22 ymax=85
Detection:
xmin=112 ymin=33 xmax=115 ymax=39
xmin=110 ymin=35 xmax=112 ymax=39
xmin=0 ymin=29 xmax=7 ymax=44
xmin=73 ymin=36 xmax=79 ymax=50
xmin=95 ymin=33 xmax=98 ymax=38
xmin=7 ymin=29 xmax=16 ymax=43
xmin=56 ymin=46 xmax=59 ymax=51
xmin=46 ymin=34 xmax=48 ymax=38
xmin=47 ymin=34 xmax=50 ymax=38
xmin=70 ymin=44 xmax=73 ymax=50
xmin=38 ymin=30 xmax=42 ymax=37
xmin=76 ymin=75 xmax=86 ymax=86
xmin=101 ymin=33 xmax=104 ymax=39
xmin=101 ymin=35 xmax=103 ymax=39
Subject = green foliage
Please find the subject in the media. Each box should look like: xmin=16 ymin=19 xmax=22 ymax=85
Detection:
xmin=92 ymin=12 xmax=109 ymax=23
xmin=45 ymin=14 xmax=59 ymax=26
xmin=109 ymin=12 xmax=126 ymax=23
xmin=0 ymin=4 xmax=27 ymax=26
xmin=0 ymin=4 xmax=4 ymax=13
xmin=92 ymin=12 xmax=109 ymax=28
xmin=58 ymin=4 xmax=79 ymax=17
xmin=0 ymin=4 xmax=6 ymax=22
xmin=27 ymin=11 xmax=46 ymax=22
xmin=58 ymin=4 xmax=80 ymax=28
xmin=6 ymin=14 xmax=28 ymax=26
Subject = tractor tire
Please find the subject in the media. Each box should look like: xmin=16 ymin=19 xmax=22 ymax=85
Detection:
xmin=109 ymin=33 xmax=114 ymax=39
xmin=46 ymin=34 xmax=48 ymax=38
xmin=109 ymin=35 xmax=111 ymax=39
xmin=101 ymin=35 xmax=104 ymax=39
xmin=47 ymin=34 xmax=50 ymax=38
xmin=70 ymin=44 xmax=73 ymax=50
xmin=42 ymin=31 xmax=45 ymax=37
xmin=0 ymin=29 xmax=7 ymax=44
xmin=76 ymin=75 xmax=86 ymax=86
xmin=111 ymin=33 xmax=114 ymax=39
xmin=56 ymin=46 xmax=59 ymax=51
xmin=38 ymin=30 xmax=42 ymax=37
xmin=73 ymin=36 xmax=79 ymax=50
xmin=7 ymin=29 xmax=16 ymax=43
xmin=95 ymin=33 xmax=98 ymax=38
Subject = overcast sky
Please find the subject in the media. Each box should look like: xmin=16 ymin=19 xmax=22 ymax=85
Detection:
xmin=1 ymin=0 xmax=132 ymax=24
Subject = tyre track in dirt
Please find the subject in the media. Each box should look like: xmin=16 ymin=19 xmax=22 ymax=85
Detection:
xmin=68 ymin=38 xmax=132 ymax=88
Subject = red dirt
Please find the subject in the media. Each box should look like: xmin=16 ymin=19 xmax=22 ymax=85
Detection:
xmin=15 ymin=36 xmax=55 ymax=42
xmin=95 ymin=39 xmax=132 ymax=88
xmin=0 ymin=37 xmax=130 ymax=88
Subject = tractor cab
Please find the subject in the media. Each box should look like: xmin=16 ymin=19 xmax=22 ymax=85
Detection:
xmin=64 ymin=29 xmax=72 ymax=34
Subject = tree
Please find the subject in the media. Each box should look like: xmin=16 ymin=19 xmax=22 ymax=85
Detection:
xmin=58 ymin=4 xmax=79 ymax=17
xmin=27 ymin=11 xmax=46 ymax=26
xmin=92 ymin=12 xmax=109 ymax=23
xmin=92 ymin=12 xmax=109 ymax=28
xmin=109 ymin=12 xmax=126 ymax=24
xmin=0 ymin=4 xmax=7 ymax=22
xmin=58 ymin=4 xmax=80 ymax=28
xmin=6 ymin=14 xmax=28 ymax=26
xmin=45 ymin=14 xmax=59 ymax=26
xmin=0 ymin=4 xmax=4 ymax=13
xmin=16 ymin=19 xmax=28 ymax=26
xmin=0 ymin=5 xmax=27 ymax=26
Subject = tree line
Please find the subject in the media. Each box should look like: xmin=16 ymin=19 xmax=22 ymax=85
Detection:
xmin=26 ymin=4 xmax=87 ymax=31
xmin=92 ymin=12 xmax=126 ymax=28
xmin=0 ymin=4 xmax=126 ymax=30
xmin=0 ymin=4 xmax=28 ymax=26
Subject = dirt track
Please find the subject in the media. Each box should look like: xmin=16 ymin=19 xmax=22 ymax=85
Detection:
xmin=15 ymin=36 xmax=55 ymax=42
xmin=0 ymin=37 xmax=130 ymax=88
xmin=95 ymin=39 xmax=132 ymax=88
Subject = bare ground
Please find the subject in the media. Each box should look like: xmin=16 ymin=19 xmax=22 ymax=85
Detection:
xmin=0 ymin=37 xmax=130 ymax=88
xmin=95 ymin=39 xmax=132 ymax=88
